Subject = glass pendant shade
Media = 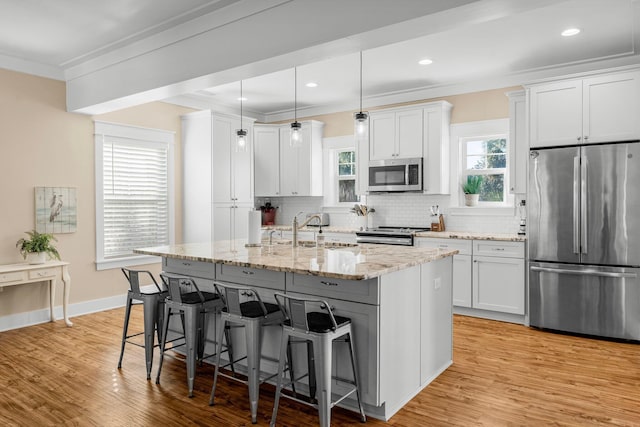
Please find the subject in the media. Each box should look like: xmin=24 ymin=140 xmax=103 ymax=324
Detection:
xmin=236 ymin=129 xmax=247 ymax=152
xmin=355 ymin=111 xmax=368 ymax=136
xmin=290 ymin=121 xmax=302 ymax=147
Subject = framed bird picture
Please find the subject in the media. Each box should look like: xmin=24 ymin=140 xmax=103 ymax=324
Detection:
xmin=35 ymin=187 xmax=77 ymax=233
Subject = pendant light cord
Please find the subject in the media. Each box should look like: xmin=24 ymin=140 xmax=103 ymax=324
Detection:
xmin=294 ymin=67 xmax=297 ymax=122
xmin=240 ymin=80 xmax=243 ymax=130
xmin=359 ymin=51 xmax=363 ymax=113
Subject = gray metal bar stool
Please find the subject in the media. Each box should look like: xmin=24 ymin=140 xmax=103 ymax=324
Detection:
xmin=209 ymin=282 xmax=295 ymax=424
xmin=156 ymin=274 xmax=231 ymax=397
xmin=271 ymin=293 xmax=366 ymax=427
xmin=118 ymin=268 xmax=167 ymax=380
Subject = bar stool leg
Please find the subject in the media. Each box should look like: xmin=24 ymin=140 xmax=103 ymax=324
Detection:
xmin=155 ymin=299 xmax=165 ymax=344
xmin=117 ymin=294 xmax=133 ymax=369
xmin=314 ymin=336 xmax=334 ymax=427
xmin=209 ymin=315 xmax=228 ymax=406
xmin=142 ymin=296 xmax=157 ymax=380
xmin=155 ymin=303 xmax=171 ymax=385
xmin=183 ymin=307 xmax=199 ymax=397
xmin=270 ymin=330 xmax=290 ymax=427
xmin=245 ymin=319 xmax=262 ymax=424
xmin=346 ymin=331 xmax=366 ymax=423
xmin=307 ymin=341 xmax=317 ymax=402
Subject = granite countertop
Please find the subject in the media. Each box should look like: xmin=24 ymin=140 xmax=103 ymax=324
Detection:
xmin=415 ymin=231 xmax=526 ymax=242
xmin=134 ymin=240 xmax=458 ymax=280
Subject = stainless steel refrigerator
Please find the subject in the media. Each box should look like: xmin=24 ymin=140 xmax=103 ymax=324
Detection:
xmin=528 ymin=142 xmax=640 ymax=340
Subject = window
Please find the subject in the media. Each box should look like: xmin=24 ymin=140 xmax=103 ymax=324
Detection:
xmin=462 ymin=136 xmax=508 ymax=203
xmin=337 ymin=149 xmax=359 ymax=204
xmin=94 ymin=121 xmax=174 ymax=270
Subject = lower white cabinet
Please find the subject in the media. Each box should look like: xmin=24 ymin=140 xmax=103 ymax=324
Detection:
xmin=213 ymin=204 xmax=253 ymax=241
xmin=416 ymin=237 xmax=525 ymax=316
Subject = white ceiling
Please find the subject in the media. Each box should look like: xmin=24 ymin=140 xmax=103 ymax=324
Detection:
xmin=0 ymin=0 xmax=638 ymax=119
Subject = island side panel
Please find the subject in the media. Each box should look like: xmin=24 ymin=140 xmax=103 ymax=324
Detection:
xmin=379 ymin=265 xmax=422 ymax=417
xmin=420 ymin=257 xmax=453 ymax=385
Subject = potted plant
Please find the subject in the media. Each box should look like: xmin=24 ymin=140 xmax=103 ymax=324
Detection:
xmin=16 ymin=230 xmax=61 ymax=264
xmin=462 ymin=176 xmax=483 ymax=207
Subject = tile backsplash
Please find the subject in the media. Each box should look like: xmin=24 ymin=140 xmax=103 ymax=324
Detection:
xmin=257 ymin=193 xmax=524 ymax=234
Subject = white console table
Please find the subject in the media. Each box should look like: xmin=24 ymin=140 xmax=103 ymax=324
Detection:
xmin=0 ymin=261 xmax=72 ymax=326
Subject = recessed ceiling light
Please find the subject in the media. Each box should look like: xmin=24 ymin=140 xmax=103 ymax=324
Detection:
xmin=561 ymin=28 xmax=581 ymax=37
xmin=237 ymin=97 xmax=247 ymax=101
xmin=418 ymin=58 xmax=433 ymax=65
xmin=305 ymin=82 xmax=318 ymax=88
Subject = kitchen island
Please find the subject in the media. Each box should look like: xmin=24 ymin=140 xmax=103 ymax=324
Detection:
xmin=135 ymin=240 xmax=457 ymax=420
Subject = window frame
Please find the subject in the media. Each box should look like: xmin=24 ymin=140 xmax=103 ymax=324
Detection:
xmin=94 ymin=121 xmax=175 ymax=270
xmin=460 ymin=134 xmax=509 ymax=205
xmin=335 ymin=148 xmax=359 ymax=205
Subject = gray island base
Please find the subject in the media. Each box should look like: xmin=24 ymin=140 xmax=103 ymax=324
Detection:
xmin=135 ymin=240 xmax=457 ymax=421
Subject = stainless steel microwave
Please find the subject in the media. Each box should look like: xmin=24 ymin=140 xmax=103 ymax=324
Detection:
xmin=368 ymin=157 xmax=423 ymax=192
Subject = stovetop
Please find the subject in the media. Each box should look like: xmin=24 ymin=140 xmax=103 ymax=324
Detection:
xmin=358 ymin=226 xmax=430 ymax=235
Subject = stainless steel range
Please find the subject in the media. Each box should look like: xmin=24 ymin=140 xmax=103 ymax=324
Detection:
xmin=356 ymin=226 xmax=430 ymax=246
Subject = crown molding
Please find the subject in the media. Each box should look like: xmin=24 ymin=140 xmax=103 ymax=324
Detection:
xmin=0 ymin=53 xmax=64 ymax=81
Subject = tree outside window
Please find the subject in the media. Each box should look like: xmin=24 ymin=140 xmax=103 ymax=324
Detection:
xmin=337 ymin=150 xmax=359 ymax=203
xmin=463 ymin=136 xmax=508 ymax=203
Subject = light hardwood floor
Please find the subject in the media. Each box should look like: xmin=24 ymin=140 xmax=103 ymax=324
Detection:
xmin=0 ymin=308 xmax=638 ymax=426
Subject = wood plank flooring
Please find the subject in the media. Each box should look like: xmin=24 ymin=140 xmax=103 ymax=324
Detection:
xmin=0 ymin=308 xmax=638 ymax=426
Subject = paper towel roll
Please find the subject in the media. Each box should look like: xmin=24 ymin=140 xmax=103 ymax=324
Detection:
xmin=247 ymin=210 xmax=262 ymax=245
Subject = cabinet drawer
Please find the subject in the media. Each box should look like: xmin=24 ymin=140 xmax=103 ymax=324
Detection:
xmin=473 ymin=241 xmax=524 ymax=258
xmin=288 ymin=273 xmax=379 ymax=305
xmin=28 ymin=268 xmax=57 ymax=280
xmin=416 ymin=237 xmax=472 ymax=255
xmin=164 ymin=258 xmax=215 ymax=279
xmin=0 ymin=271 xmax=25 ymax=283
xmin=216 ymin=264 xmax=285 ymax=291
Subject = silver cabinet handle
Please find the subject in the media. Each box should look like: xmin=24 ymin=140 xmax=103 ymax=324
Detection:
xmin=438 ymin=245 xmax=449 ymax=248
xmin=577 ymin=136 xmax=582 ymax=141
xmin=182 ymin=262 xmax=191 ymax=266
xmin=320 ymin=280 xmax=338 ymax=286
xmin=493 ymin=248 xmax=505 ymax=251
xmin=584 ymin=135 xmax=589 ymax=140
xmin=530 ymin=266 xmax=637 ymax=278
xmin=242 ymin=270 xmax=254 ymax=275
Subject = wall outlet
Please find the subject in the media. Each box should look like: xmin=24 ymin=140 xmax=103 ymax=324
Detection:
xmin=434 ymin=277 xmax=441 ymax=290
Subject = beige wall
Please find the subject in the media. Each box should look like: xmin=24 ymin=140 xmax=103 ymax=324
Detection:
xmin=286 ymin=86 xmax=522 ymax=137
xmin=0 ymin=69 xmax=194 ymax=319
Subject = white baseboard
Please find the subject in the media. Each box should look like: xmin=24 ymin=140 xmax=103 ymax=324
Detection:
xmin=0 ymin=294 xmax=127 ymax=332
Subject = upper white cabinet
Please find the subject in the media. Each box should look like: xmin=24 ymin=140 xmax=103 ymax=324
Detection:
xmin=253 ymin=125 xmax=280 ymax=196
xmin=369 ymin=108 xmax=422 ymax=160
xmin=422 ymin=102 xmax=452 ymax=194
xmin=507 ymin=90 xmax=527 ymax=194
xmin=529 ymin=70 xmax=640 ymax=147
xmin=254 ymin=120 xmax=324 ymax=197
xmin=182 ymin=111 xmax=254 ymax=243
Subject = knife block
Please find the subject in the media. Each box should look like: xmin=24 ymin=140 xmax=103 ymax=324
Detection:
xmin=431 ymin=214 xmax=445 ymax=232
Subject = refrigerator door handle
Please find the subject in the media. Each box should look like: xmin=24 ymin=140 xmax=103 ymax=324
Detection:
xmin=573 ymin=156 xmax=580 ymax=254
xmin=530 ymin=266 xmax=637 ymax=279
xmin=581 ymin=154 xmax=588 ymax=254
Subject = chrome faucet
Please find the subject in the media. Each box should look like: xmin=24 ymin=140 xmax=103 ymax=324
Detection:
xmin=292 ymin=212 xmax=322 ymax=247
xmin=268 ymin=229 xmax=277 ymax=245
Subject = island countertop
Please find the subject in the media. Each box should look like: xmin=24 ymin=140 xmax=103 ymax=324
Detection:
xmin=134 ymin=240 xmax=458 ymax=280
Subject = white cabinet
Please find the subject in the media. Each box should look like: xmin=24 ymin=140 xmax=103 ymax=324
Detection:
xmin=472 ymin=241 xmax=525 ymax=315
xmin=507 ymin=90 xmax=527 ymax=194
xmin=182 ymin=110 xmax=254 ymax=243
xmin=423 ymin=102 xmax=452 ymax=194
xmin=529 ymin=70 xmax=640 ymax=148
xmin=253 ymin=125 xmax=280 ymax=197
xmin=254 ymin=121 xmax=324 ymax=197
xmin=369 ymin=108 xmax=422 ymax=160
xmin=416 ymin=237 xmax=525 ymax=317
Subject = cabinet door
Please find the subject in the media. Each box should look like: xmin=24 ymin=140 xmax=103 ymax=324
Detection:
xmin=254 ymin=126 xmax=281 ymax=196
xmin=529 ymin=80 xmax=582 ymax=148
xmin=212 ymin=204 xmax=232 ymax=241
xmin=233 ymin=123 xmax=253 ymax=203
xmin=395 ymin=109 xmax=423 ymax=158
xmin=279 ymin=127 xmax=298 ymax=195
xmin=452 ymin=254 xmax=472 ymax=308
xmin=583 ymin=71 xmax=640 ymax=143
xmin=233 ymin=205 xmax=252 ymax=240
xmin=294 ymin=124 xmax=313 ymax=196
xmin=212 ymin=116 xmax=233 ymax=202
xmin=472 ymin=256 xmax=525 ymax=314
xmin=423 ymin=106 xmax=450 ymax=194
xmin=369 ymin=112 xmax=396 ymax=160
xmin=508 ymin=91 xmax=527 ymax=194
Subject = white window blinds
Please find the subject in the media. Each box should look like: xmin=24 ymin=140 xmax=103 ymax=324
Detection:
xmin=95 ymin=121 xmax=174 ymax=269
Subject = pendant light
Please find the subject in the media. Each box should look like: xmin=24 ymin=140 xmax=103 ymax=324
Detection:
xmin=290 ymin=67 xmax=302 ymax=148
xmin=354 ymin=51 xmax=368 ymax=136
xmin=236 ymin=80 xmax=248 ymax=152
